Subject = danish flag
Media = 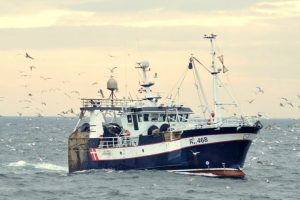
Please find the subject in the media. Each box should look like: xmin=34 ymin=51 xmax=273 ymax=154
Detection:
xmin=89 ymin=148 xmax=99 ymax=161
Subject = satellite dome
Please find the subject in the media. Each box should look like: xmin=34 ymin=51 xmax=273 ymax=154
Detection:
xmin=107 ymin=77 xmax=118 ymax=91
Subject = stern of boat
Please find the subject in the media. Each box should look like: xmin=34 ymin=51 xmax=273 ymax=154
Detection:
xmin=68 ymin=129 xmax=89 ymax=173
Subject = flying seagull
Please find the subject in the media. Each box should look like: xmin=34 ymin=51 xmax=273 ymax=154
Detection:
xmin=30 ymin=66 xmax=36 ymax=71
xmin=40 ymin=76 xmax=51 ymax=80
xmin=25 ymin=52 xmax=34 ymax=60
xmin=248 ymin=99 xmax=255 ymax=104
xmin=190 ymin=150 xmax=201 ymax=156
xmin=98 ymin=89 xmax=104 ymax=98
xmin=255 ymin=87 xmax=264 ymax=94
xmin=107 ymin=67 xmax=117 ymax=73
xmin=279 ymin=103 xmax=284 ymax=107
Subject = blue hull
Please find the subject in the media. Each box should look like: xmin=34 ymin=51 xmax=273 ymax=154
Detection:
xmin=68 ymin=125 xmax=261 ymax=176
xmin=86 ymin=140 xmax=252 ymax=171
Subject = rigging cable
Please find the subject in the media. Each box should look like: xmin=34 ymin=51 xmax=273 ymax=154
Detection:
xmin=192 ymin=56 xmax=211 ymax=74
xmin=191 ymin=64 xmax=207 ymax=118
xmin=165 ymin=68 xmax=188 ymax=104
xmin=172 ymin=68 xmax=189 ymax=103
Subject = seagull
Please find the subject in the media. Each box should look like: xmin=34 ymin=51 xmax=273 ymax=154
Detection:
xmin=28 ymin=93 xmax=33 ymax=97
xmin=190 ymin=150 xmax=201 ymax=156
xmin=257 ymin=112 xmax=263 ymax=117
xmin=64 ymin=93 xmax=71 ymax=98
xmin=20 ymin=74 xmax=31 ymax=77
xmin=248 ymin=99 xmax=255 ymax=104
xmin=30 ymin=66 xmax=36 ymax=71
xmin=255 ymin=87 xmax=264 ymax=94
xmin=71 ymin=90 xmax=80 ymax=95
xmin=91 ymin=82 xmax=98 ymax=85
xmin=107 ymin=67 xmax=117 ymax=73
xmin=61 ymin=111 xmax=68 ymax=115
xmin=40 ymin=76 xmax=51 ymax=80
xmin=154 ymin=73 xmax=158 ymax=78
xmin=57 ymin=113 xmax=66 ymax=118
xmin=279 ymin=103 xmax=285 ymax=107
xmin=98 ymin=89 xmax=104 ymax=98
xmin=25 ymin=52 xmax=34 ymax=60
xmin=41 ymin=102 xmax=46 ymax=106
xmin=281 ymin=97 xmax=288 ymax=102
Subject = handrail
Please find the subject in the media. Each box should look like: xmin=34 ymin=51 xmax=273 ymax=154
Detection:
xmin=81 ymin=98 xmax=143 ymax=108
xmin=97 ymin=136 xmax=139 ymax=148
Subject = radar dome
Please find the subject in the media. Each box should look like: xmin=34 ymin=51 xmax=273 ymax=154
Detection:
xmin=107 ymin=77 xmax=118 ymax=91
xmin=141 ymin=61 xmax=150 ymax=68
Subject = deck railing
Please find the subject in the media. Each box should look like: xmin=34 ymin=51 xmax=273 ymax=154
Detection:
xmin=190 ymin=116 xmax=259 ymax=127
xmin=98 ymin=136 xmax=139 ymax=148
xmin=81 ymin=98 xmax=143 ymax=108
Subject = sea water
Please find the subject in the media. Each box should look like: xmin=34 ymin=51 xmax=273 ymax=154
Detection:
xmin=0 ymin=117 xmax=299 ymax=200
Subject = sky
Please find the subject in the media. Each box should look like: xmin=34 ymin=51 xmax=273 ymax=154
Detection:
xmin=0 ymin=0 xmax=299 ymax=118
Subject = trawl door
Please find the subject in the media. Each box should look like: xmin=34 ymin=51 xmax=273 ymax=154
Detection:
xmin=132 ymin=114 xmax=139 ymax=130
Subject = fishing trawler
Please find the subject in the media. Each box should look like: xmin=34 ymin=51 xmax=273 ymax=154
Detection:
xmin=68 ymin=34 xmax=262 ymax=177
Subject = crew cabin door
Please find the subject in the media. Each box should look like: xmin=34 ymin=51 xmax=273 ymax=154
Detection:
xmin=132 ymin=114 xmax=139 ymax=130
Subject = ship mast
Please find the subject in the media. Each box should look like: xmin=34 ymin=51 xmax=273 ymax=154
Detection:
xmin=136 ymin=61 xmax=160 ymax=105
xmin=204 ymin=34 xmax=222 ymax=124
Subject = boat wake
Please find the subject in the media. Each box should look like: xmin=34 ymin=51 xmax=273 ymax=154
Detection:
xmin=170 ymin=171 xmax=218 ymax=177
xmin=7 ymin=160 xmax=67 ymax=172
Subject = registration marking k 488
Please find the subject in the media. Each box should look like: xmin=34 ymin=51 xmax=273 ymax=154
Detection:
xmin=189 ymin=136 xmax=208 ymax=145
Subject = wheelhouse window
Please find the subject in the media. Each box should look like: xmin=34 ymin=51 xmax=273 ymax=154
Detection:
xmin=178 ymin=114 xmax=183 ymax=122
xmin=143 ymin=114 xmax=149 ymax=122
xmin=138 ymin=114 xmax=143 ymax=122
xmin=158 ymin=114 xmax=166 ymax=122
xmin=127 ymin=115 xmax=132 ymax=123
xmin=168 ymin=114 xmax=176 ymax=122
xmin=151 ymin=113 xmax=159 ymax=122
xmin=183 ymin=114 xmax=189 ymax=122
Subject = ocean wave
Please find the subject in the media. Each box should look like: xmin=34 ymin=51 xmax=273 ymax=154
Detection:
xmin=7 ymin=160 xmax=67 ymax=172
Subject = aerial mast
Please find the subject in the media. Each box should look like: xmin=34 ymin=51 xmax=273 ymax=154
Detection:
xmin=204 ymin=34 xmax=222 ymax=124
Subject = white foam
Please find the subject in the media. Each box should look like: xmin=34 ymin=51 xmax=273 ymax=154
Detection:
xmin=8 ymin=160 xmax=27 ymax=167
xmin=172 ymin=171 xmax=218 ymax=177
xmin=7 ymin=160 xmax=67 ymax=172
xmin=33 ymin=163 xmax=67 ymax=172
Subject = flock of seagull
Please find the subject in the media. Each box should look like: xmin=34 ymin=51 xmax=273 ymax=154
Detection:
xmin=247 ymin=86 xmax=300 ymax=117
xmin=1 ymin=52 xmax=100 ymax=118
xmin=0 ymin=52 xmax=299 ymax=118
